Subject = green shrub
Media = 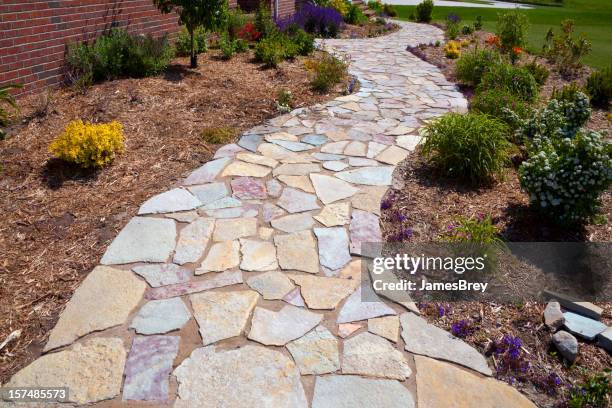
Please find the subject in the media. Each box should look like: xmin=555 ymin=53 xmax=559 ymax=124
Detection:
xmin=276 ymin=89 xmax=293 ymax=113
xmin=0 ymin=83 xmax=22 ymax=139
xmin=461 ymin=25 xmax=474 ymax=35
xmin=415 ymin=0 xmax=433 ymax=23
xmin=443 ymin=214 xmax=503 ymax=245
xmin=455 ymin=48 xmax=502 ymax=86
xmin=551 ymin=82 xmax=581 ymax=103
xmin=496 ymin=10 xmax=529 ymax=52
xmin=543 ymin=20 xmax=591 ymax=77
xmin=254 ymin=34 xmax=298 ymax=67
xmin=585 ymin=67 xmax=612 ymax=109
xmin=523 ymin=61 xmax=549 ymax=86
xmin=474 ymin=16 xmax=483 ymax=31
xmin=446 ymin=22 xmax=460 ymax=40
xmin=292 ymin=29 xmax=315 ymax=56
xmin=66 ymin=29 xmax=173 ymax=84
xmin=568 ymin=373 xmax=611 ymax=408
xmin=201 ymin=126 xmax=236 ymax=144
xmin=219 ymin=33 xmax=236 ymax=59
xmin=471 ymin=89 xmax=531 ymax=124
xmin=478 ymin=63 xmax=539 ymax=102
xmin=422 ymin=112 xmax=511 ymax=184
xmin=306 ymin=53 xmax=348 ymax=93
xmin=345 ymin=4 xmax=367 ymax=25
xmin=519 ymin=131 xmax=612 ymax=224
xmin=226 ymin=7 xmax=248 ymax=40
xmin=255 ymin=3 xmax=277 ymax=39
xmin=175 ymin=26 xmax=208 ymax=57
xmin=382 ymin=4 xmax=397 ymax=17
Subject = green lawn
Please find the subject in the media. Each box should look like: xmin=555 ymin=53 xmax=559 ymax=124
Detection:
xmin=394 ymin=0 xmax=612 ymax=69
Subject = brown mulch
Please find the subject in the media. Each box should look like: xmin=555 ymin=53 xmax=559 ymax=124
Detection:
xmin=0 ymin=48 xmax=348 ymax=383
xmin=339 ymin=21 xmax=401 ymax=39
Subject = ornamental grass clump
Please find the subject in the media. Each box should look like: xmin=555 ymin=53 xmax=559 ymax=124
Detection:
xmin=306 ymin=53 xmax=348 ymax=93
xmin=49 ymin=120 xmax=124 ymax=168
xmin=422 ymin=112 xmax=511 ymax=184
xmin=455 ymin=48 xmax=502 ymax=86
xmin=478 ymin=63 xmax=539 ymax=102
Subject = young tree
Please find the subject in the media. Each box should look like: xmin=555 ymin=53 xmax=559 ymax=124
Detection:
xmin=153 ymin=0 xmax=228 ymax=68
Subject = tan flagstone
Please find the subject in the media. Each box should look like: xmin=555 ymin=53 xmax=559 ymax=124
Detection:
xmin=221 ymin=161 xmax=271 ymax=177
xmin=197 ymin=241 xmax=240 ymax=274
xmin=314 ymin=202 xmax=350 ymax=227
xmin=277 ymin=175 xmax=315 ymax=193
xmin=289 ymin=274 xmax=359 ymax=309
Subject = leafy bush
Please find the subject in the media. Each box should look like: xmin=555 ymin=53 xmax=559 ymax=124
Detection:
xmin=445 ymin=21 xmax=460 ymax=40
xmin=276 ymin=3 xmax=342 ymax=38
xmin=254 ymin=33 xmax=298 ymax=67
xmin=444 ymin=41 xmax=460 ymax=59
xmin=455 ymin=48 xmax=502 ymax=86
xmin=478 ymin=63 xmax=539 ymax=102
xmin=444 ymin=214 xmax=502 ymax=245
xmin=175 ymin=26 xmax=208 ymax=57
xmin=276 ymin=89 xmax=293 ymax=113
xmin=461 ymin=25 xmax=474 ymax=35
xmin=471 ymin=89 xmax=531 ymax=124
xmin=226 ymin=7 xmax=248 ymax=40
xmin=306 ymin=54 xmax=348 ymax=93
xmin=0 ymin=83 xmax=22 ymax=140
xmin=329 ymin=0 xmax=348 ymax=16
xmin=568 ymin=372 xmax=611 ymax=408
xmin=422 ymin=112 xmax=511 ymax=184
xmin=415 ymin=0 xmax=433 ymax=23
xmin=201 ymin=126 xmax=236 ymax=144
xmin=255 ymin=3 xmax=278 ymax=39
xmin=219 ymin=33 xmax=236 ymax=59
xmin=382 ymin=4 xmax=398 ymax=17
xmin=66 ymin=29 xmax=173 ymax=84
xmin=543 ymin=20 xmax=591 ymax=77
xmin=345 ymin=4 xmax=367 ymax=25
xmin=511 ymin=89 xmax=590 ymax=141
xmin=292 ymin=29 xmax=315 ymax=56
xmin=519 ymin=131 xmax=612 ymax=223
xmin=49 ymin=120 xmax=124 ymax=168
xmin=496 ymin=11 xmax=529 ymax=52
xmin=523 ymin=61 xmax=549 ymax=86
xmin=238 ymin=21 xmax=262 ymax=42
xmin=585 ymin=67 xmax=612 ymax=109
xmin=474 ymin=16 xmax=483 ymax=31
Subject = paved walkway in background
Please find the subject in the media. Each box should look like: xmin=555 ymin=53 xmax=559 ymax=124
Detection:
xmin=5 ymin=22 xmax=536 ymax=407
xmin=384 ymin=0 xmax=533 ymax=8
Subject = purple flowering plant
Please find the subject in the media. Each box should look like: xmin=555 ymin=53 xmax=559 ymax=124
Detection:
xmin=276 ymin=3 xmax=343 ymax=38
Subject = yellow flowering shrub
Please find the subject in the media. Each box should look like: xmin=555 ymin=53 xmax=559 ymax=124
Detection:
xmin=49 ymin=120 xmax=124 ymax=168
xmin=330 ymin=0 xmax=349 ymax=16
xmin=444 ymin=41 xmax=461 ymax=59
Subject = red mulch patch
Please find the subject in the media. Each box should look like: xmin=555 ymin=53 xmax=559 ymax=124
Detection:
xmin=0 ymin=48 xmax=348 ymax=383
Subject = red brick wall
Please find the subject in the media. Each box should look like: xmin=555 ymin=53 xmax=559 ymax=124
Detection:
xmin=1 ymin=0 xmax=299 ymax=96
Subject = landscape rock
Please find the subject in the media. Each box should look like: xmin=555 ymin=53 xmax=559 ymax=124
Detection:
xmin=197 ymin=240 xmax=240 ymax=273
xmin=271 ymin=213 xmax=315 ymax=233
xmin=544 ymin=301 xmax=565 ymax=331
xmin=368 ymin=315 xmax=400 ymax=342
xmin=173 ymin=218 xmax=215 ymax=265
xmin=335 ymin=166 xmax=394 ymax=186
xmin=130 ymin=298 xmax=190 ymax=335
xmin=311 ymin=375 xmax=415 ymax=408
xmin=240 ymin=239 xmax=278 ymax=271
xmin=336 ymin=286 xmax=396 ymax=323
xmin=310 ymin=173 xmax=359 ymax=204
xmin=146 ymin=270 xmax=243 ymax=300
xmin=349 ymin=209 xmax=382 ymax=255
xmin=314 ymin=202 xmax=350 ymax=226
xmin=314 ymin=227 xmax=351 ymax=271
xmin=231 ymin=177 xmax=267 ymax=199
xmin=342 ymin=332 xmax=411 ymax=380
xmin=221 ymin=160 xmax=271 ymax=178
xmin=184 ymin=157 xmax=231 ymax=185
xmin=187 ymin=182 xmax=228 ymax=206
xmin=274 ymin=230 xmax=319 ymax=273
xmin=596 ymin=327 xmax=612 ymax=352
xmin=212 ymin=218 xmax=257 ymax=241
xmin=563 ymin=311 xmax=607 ymax=340
xmin=552 ymin=330 xmax=579 ymax=362
xmin=289 ymin=274 xmax=358 ymax=310
xmin=138 ymin=188 xmax=201 ymax=215
xmin=248 ymin=305 xmax=322 ymax=345
xmin=277 ymin=175 xmax=315 ymax=192
xmin=132 ymin=264 xmax=191 ymax=287
xmin=277 ymin=188 xmax=320 ymax=213
xmin=246 ymin=271 xmax=294 ymax=300
xmin=286 ymin=325 xmax=340 ymax=375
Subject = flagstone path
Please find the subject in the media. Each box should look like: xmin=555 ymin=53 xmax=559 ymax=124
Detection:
xmin=4 ymin=22 xmax=537 ymax=407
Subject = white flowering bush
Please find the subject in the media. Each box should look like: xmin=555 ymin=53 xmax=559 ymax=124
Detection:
xmin=519 ymin=131 xmax=612 ymax=223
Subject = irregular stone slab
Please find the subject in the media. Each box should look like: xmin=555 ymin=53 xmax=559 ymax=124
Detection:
xmin=214 ymin=143 xmax=245 ymax=159
xmin=342 ymin=332 xmax=411 ymax=380
xmin=314 ymin=227 xmax=351 ymax=271
xmin=101 ymin=217 xmax=176 ymax=265
xmin=277 ymin=175 xmax=315 ymax=193
xmin=230 ymin=177 xmax=267 ymax=199
xmin=321 ymin=141 xmax=349 ymax=154
xmin=368 ymin=315 xmax=400 ymax=342
xmin=237 ymin=133 xmax=263 ymax=152
xmin=552 ymin=330 xmax=578 ymax=362
xmin=273 ymin=163 xmax=321 ymax=176
xmin=200 ymin=196 xmax=242 ymax=210
xmin=205 ymin=205 xmax=258 ymax=219
xmin=247 ymin=271 xmax=295 ymax=300
xmin=376 ymin=145 xmax=409 ymax=165
xmin=123 ymin=335 xmax=179 ymax=401
xmin=138 ymin=188 xmax=201 ymax=215
xmin=271 ymin=213 xmax=315 ymax=233
xmin=543 ymin=290 xmax=604 ymax=320
xmin=174 ymin=345 xmax=307 ymax=408
xmin=338 ymin=323 xmax=362 ymax=338
xmin=190 ymin=290 xmax=259 ymax=345
xmin=271 ymin=139 xmax=314 ymax=152
xmin=173 ymin=218 xmax=215 ymax=265
xmin=563 ymin=311 xmax=607 ymax=340
xmin=283 ymin=287 xmax=306 ymax=307
xmin=262 ymin=203 xmax=285 ymax=222
xmin=336 ymin=166 xmax=394 ymax=186
xmin=302 ymin=134 xmax=328 ymax=145
xmin=366 ymin=141 xmax=388 ymax=159
xmin=212 ymin=217 xmax=257 ymax=241
xmin=221 ymin=161 xmax=271 ymax=178
xmin=187 ymin=183 xmax=228 ymax=207
xmin=343 ymin=141 xmax=367 ymax=157
xmin=45 ymin=266 xmax=145 ymax=351
xmin=597 ymin=327 xmax=612 ymax=352
xmin=266 ymin=131 xmax=298 ymax=141
xmin=312 ymin=152 xmax=345 ymax=161
xmin=259 ymin=226 xmax=274 ymax=240
xmin=146 ymin=270 xmax=243 ymax=300
xmin=240 ymin=239 xmax=278 ymax=271
xmin=248 ymin=305 xmax=322 ymax=346
xmin=277 ymin=188 xmax=320 ymax=213
xmin=349 ymin=157 xmax=379 ymax=167
xmin=236 ymin=152 xmax=278 ymax=168
xmin=400 ymin=312 xmax=492 ymax=375
xmin=415 ymin=356 xmax=536 ymax=408
xmin=544 ymin=301 xmax=565 ymax=330
xmin=197 ymin=240 xmax=240 ymax=273
xmin=310 ymin=174 xmax=359 ymax=205
xmin=314 ymin=202 xmax=350 ymax=227
xmin=396 ymin=135 xmax=422 ymax=151
xmin=7 ymin=338 xmax=126 ymax=405
xmin=351 ymin=186 xmax=388 ymax=215
xmin=130 ymin=298 xmax=190 ymax=335
xmin=132 ymin=264 xmax=191 ymax=287
xmin=290 ymin=274 xmax=359 ymax=310
xmin=266 ymin=179 xmax=283 ymax=197
xmin=323 ymin=161 xmax=348 ymax=171
xmin=274 ymin=231 xmax=319 ymax=273
xmin=287 ymin=325 xmax=339 ymax=375
xmin=258 ymin=142 xmax=297 ymax=160
xmin=184 ymin=157 xmax=231 ymax=185
xmin=312 ymin=375 xmax=415 ymax=408
xmin=337 ymin=286 xmax=396 ymax=324
xmin=165 ymin=211 xmax=199 ymax=223
xmin=349 ymin=209 xmax=382 ymax=255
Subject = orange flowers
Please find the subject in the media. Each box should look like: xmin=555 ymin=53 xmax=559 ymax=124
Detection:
xmin=485 ymin=34 xmax=500 ymax=47
xmin=512 ymin=46 xmax=523 ymax=55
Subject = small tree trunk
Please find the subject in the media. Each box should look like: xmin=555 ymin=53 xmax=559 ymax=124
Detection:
xmin=190 ymin=30 xmax=197 ymax=68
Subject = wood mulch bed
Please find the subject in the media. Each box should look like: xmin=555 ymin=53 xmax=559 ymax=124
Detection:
xmin=0 ymin=48 xmax=348 ymax=383
xmin=382 ymin=28 xmax=612 ymax=408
